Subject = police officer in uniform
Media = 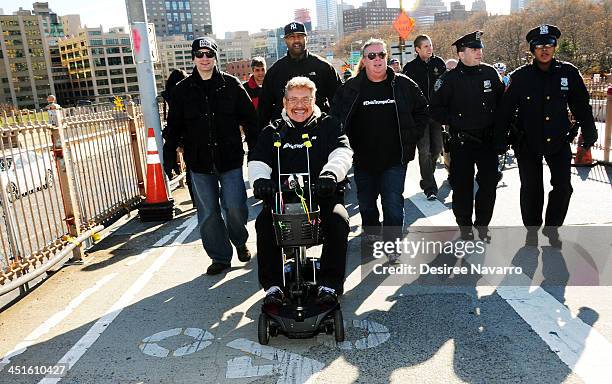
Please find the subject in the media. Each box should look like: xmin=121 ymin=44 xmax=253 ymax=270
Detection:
xmin=497 ymin=25 xmax=597 ymax=233
xmin=258 ymin=21 xmax=342 ymax=129
xmin=430 ymin=31 xmax=505 ymax=239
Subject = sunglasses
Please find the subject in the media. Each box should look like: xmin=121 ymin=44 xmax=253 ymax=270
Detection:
xmin=194 ymin=50 xmax=215 ymax=59
xmin=366 ymin=51 xmax=387 ymax=60
xmin=534 ymin=43 xmax=555 ymax=50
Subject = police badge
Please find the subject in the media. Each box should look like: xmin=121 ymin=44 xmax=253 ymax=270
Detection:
xmin=434 ymin=78 xmax=443 ymax=92
xmin=560 ymin=77 xmax=569 ymax=90
xmin=483 ymin=79 xmax=492 ymax=92
xmin=540 ymin=25 xmax=549 ymax=35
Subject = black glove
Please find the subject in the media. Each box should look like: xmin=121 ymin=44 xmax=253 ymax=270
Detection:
xmin=253 ymin=178 xmax=276 ymax=200
xmin=316 ymin=172 xmax=337 ymax=197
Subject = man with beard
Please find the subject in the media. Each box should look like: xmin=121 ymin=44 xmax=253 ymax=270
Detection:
xmin=258 ymin=21 xmax=342 ymax=129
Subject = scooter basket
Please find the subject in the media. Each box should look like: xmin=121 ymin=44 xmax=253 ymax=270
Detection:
xmin=272 ymin=210 xmax=320 ymax=247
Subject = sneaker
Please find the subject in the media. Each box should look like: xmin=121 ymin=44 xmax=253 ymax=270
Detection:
xmin=317 ymin=286 xmax=338 ymax=304
xmin=237 ymin=245 xmax=251 ymax=262
xmin=426 ymin=191 xmax=437 ymax=201
xmin=263 ymin=286 xmax=284 ymax=305
xmin=206 ymin=262 xmax=230 ymax=275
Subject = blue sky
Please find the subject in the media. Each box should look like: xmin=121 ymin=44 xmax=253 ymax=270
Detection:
xmin=0 ymin=0 xmax=509 ymax=37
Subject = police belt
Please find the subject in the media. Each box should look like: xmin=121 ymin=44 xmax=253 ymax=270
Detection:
xmin=451 ymin=130 xmax=484 ymax=145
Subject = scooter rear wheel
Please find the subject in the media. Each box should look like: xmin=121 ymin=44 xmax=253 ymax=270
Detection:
xmin=258 ymin=313 xmax=270 ymax=345
xmin=333 ymin=309 xmax=345 ymax=342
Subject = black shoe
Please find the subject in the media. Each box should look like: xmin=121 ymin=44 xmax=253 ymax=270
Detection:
xmin=317 ymin=286 xmax=338 ymax=304
xmin=206 ymin=262 xmax=230 ymax=275
xmin=237 ymin=245 xmax=251 ymax=262
xmin=263 ymin=286 xmax=284 ymax=305
xmin=475 ymin=226 xmax=491 ymax=243
xmin=460 ymin=227 xmax=474 ymax=241
xmin=426 ymin=191 xmax=437 ymax=201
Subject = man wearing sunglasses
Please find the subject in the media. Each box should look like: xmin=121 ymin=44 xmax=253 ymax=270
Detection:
xmin=331 ymin=38 xmax=429 ymax=264
xmin=258 ymin=21 xmax=342 ymax=130
xmin=166 ymin=37 xmax=258 ymax=275
xmin=496 ymin=25 xmax=597 ymax=240
xmin=429 ymin=31 xmax=505 ymax=241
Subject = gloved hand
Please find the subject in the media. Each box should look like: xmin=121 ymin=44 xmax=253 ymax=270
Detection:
xmin=316 ymin=172 xmax=337 ymax=197
xmin=253 ymin=178 xmax=276 ymax=200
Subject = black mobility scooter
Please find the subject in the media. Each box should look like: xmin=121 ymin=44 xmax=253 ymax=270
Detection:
xmin=257 ymin=134 xmax=345 ymax=345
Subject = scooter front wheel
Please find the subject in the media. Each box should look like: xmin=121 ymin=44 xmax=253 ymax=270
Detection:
xmin=258 ymin=313 xmax=270 ymax=345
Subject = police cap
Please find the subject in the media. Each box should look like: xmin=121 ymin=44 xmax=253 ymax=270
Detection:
xmin=526 ymin=24 xmax=561 ymax=47
xmin=283 ymin=22 xmax=307 ymax=38
xmin=452 ymin=31 xmax=484 ymax=50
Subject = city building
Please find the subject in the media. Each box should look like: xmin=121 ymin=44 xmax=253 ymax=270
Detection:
xmin=511 ymin=0 xmax=530 ymax=13
xmin=336 ymin=1 xmax=354 ymax=37
xmin=410 ymin=0 xmax=446 ymax=28
xmin=343 ymin=0 xmax=399 ymax=35
xmin=316 ymin=0 xmax=337 ymax=32
xmin=307 ymin=29 xmax=337 ymax=58
xmin=434 ymin=1 xmax=470 ymax=23
xmin=142 ymin=0 xmax=213 ymax=40
xmin=58 ymin=26 xmax=138 ymax=105
xmin=60 ymin=15 xmax=82 ymax=37
xmin=0 ymin=14 xmax=55 ymax=109
xmin=294 ymin=8 xmax=313 ymax=32
xmin=471 ymin=0 xmax=487 ymax=12
xmin=155 ymin=36 xmax=193 ymax=90
xmin=225 ymin=59 xmax=251 ymax=82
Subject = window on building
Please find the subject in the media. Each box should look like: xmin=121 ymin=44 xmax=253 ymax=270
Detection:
xmin=123 ymin=56 xmax=134 ymax=64
xmin=107 ymin=57 xmax=122 ymax=66
xmin=122 ymin=46 xmax=132 ymax=53
xmin=91 ymin=39 xmax=103 ymax=46
xmin=95 ymin=70 xmax=107 ymax=77
xmin=106 ymin=47 xmax=121 ymax=54
xmin=112 ymin=86 xmax=125 ymax=94
xmin=109 ymin=69 xmax=123 ymax=76
xmin=105 ymin=38 xmax=119 ymax=45
xmin=111 ymin=78 xmax=124 ymax=84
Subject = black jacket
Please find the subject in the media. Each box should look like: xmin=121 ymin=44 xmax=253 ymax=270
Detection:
xmin=330 ymin=67 xmax=429 ymax=164
xmin=166 ymin=67 xmax=258 ymax=174
xmin=248 ymin=107 xmax=353 ymax=187
xmin=402 ymin=55 xmax=446 ymax=102
xmin=496 ymin=58 xmax=597 ymax=155
xmin=258 ymin=50 xmax=342 ymax=129
xmin=430 ymin=61 xmax=505 ymax=142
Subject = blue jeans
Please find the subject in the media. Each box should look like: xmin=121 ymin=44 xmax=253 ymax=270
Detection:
xmin=353 ymin=165 xmax=407 ymax=240
xmin=191 ymin=168 xmax=249 ymax=264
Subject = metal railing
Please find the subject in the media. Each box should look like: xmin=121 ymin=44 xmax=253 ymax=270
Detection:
xmin=0 ymin=101 xmax=147 ymax=293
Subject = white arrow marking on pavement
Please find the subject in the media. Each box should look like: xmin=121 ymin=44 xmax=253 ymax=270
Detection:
xmin=226 ymin=338 xmax=324 ymax=384
xmin=139 ymin=327 xmax=214 ymax=358
xmin=38 ymin=215 xmax=198 ymax=384
xmin=0 ymin=273 xmax=118 ymax=371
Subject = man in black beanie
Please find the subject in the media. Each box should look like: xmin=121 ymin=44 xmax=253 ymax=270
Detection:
xmin=166 ymin=36 xmax=258 ymax=275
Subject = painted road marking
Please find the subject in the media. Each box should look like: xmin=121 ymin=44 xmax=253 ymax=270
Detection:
xmin=406 ymin=180 xmax=612 ymax=384
xmin=226 ymin=338 xmax=324 ymax=384
xmin=139 ymin=328 xmax=214 ymax=358
xmin=0 ymin=273 xmax=118 ymax=371
xmin=38 ymin=215 xmax=198 ymax=384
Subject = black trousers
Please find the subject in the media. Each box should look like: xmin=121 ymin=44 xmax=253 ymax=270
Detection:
xmin=449 ymin=141 xmax=498 ymax=226
xmin=256 ymin=199 xmax=349 ymax=292
xmin=517 ymin=143 xmax=573 ymax=226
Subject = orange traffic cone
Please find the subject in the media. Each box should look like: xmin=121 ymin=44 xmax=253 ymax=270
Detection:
xmin=573 ymin=133 xmax=596 ymax=167
xmin=139 ymin=127 xmax=174 ymax=221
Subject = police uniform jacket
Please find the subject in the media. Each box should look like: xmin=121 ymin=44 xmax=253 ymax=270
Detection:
xmin=248 ymin=107 xmax=353 ymax=188
xmin=330 ymin=67 xmax=429 ymax=164
xmin=430 ymin=61 xmax=504 ymax=141
xmin=497 ymin=58 xmax=597 ymax=155
xmin=258 ymin=50 xmax=342 ymax=129
xmin=165 ymin=67 xmax=258 ymax=174
xmin=402 ymin=55 xmax=446 ymax=102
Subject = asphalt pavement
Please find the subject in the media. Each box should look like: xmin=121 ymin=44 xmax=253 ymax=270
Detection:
xmin=0 ymin=156 xmax=611 ymax=384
